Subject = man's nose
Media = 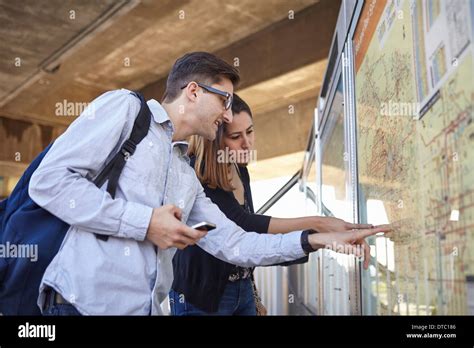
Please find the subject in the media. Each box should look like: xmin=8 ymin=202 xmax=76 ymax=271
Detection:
xmin=223 ymin=108 xmax=233 ymax=124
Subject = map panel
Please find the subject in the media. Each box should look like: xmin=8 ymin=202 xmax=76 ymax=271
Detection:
xmin=354 ymin=0 xmax=474 ymax=315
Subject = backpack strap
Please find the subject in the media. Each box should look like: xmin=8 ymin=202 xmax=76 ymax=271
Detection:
xmin=94 ymin=91 xmax=151 ymax=241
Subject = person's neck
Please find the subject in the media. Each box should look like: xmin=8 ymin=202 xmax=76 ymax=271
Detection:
xmin=230 ymin=162 xmax=242 ymax=180
xmin=161 ymin=102 xmax=190 ymax=142
xmin=228 ymin=162 xmax=235 ymax=176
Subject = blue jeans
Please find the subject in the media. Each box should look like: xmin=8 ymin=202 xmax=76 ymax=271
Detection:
xmin=43 ymin=303 xmax=82 ymax=316
xmin=42 ymin=289 xmax=82 ymax=316
xmin=169 ymin=278 xmax=257 ymax=316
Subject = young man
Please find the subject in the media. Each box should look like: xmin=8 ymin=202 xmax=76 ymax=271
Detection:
xmin=29 ymin=52 xmax=389 ymax=315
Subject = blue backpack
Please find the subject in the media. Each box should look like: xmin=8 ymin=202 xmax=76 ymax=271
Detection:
xmin=0 ymin=91 xmax=151 ymax=315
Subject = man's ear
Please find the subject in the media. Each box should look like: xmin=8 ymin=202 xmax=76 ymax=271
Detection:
xmin=185 ymin=81 xmax=199 ymax=101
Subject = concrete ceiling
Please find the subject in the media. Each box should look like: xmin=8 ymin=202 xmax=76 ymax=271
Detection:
xmin=0 ymin=0 xmax=134 ymax=110
xmin=0 ymin=0 xmax=341 ymax=196
xmin=0 ymin=0 xmax=324 ymax=123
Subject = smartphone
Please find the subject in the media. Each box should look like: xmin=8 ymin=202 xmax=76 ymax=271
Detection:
xmin=191 ymin=221 xmax=216 ymax=231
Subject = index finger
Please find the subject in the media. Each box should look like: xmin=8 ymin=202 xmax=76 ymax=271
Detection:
xmin=354 ymin=225 xmax=392 ymax=239
xmin=346 ymin=223 xmax=373 ymax=229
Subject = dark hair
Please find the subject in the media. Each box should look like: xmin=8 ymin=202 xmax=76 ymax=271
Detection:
xmin=231 ymin=93 xmax=252 ymax=118
xmin=162 ymin=52 xmax=240 ymax=103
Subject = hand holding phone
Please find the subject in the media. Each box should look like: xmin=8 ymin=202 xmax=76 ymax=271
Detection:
xmin=146 ymin=205 xmax=209 ymax=250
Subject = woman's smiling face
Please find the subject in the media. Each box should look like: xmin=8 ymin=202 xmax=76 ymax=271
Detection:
xmin=223 ymin=111 xmax=255 ymax=165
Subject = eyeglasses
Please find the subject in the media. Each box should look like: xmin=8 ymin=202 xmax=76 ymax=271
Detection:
xmin=181 ymin=82 xmax=233 ymax=110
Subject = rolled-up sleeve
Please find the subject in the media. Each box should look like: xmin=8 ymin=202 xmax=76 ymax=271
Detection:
xmin=190 ymin=182 xmax=306 ymax=267
xmin=29 ymin=89 xmax=153 ymax=241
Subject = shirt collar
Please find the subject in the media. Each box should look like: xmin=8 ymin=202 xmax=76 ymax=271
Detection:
xmin=147 ymin=99 xmax=171 ymax=125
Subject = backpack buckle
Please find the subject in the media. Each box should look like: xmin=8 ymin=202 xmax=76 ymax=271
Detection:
xmin=121 ymin=140 xmax=136 ymax=160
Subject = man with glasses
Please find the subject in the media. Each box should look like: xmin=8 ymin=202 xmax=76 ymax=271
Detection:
xmin=29 ymin=51 xmax=390 ymax=315
xmin=181 ymin=82 xmax=233 ymax=111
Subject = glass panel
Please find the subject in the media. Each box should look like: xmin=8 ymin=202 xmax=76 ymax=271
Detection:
xmin=321 ymin=76 xmax=352 ymax=221
xmin=317 ymin=74 xmax=357 ymax=314
xmin=252 ymin=180 xmax=317 ymax=315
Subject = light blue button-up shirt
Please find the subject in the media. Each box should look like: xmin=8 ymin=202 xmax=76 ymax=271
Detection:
xmin=29 ymin=89 xmax=305 ymax=315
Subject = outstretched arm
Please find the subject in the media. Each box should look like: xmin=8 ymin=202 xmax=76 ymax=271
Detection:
xmin=268 ymin=216 xmax=372 ymax=234
xmin=191 ymin=185 xmax=306 ymax=267
xmin=190 ymin=179 xmax=391 ymax=267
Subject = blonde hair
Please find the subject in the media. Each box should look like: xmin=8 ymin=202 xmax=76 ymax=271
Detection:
xmin=188 ymin=124 xmax=234 ymax=191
